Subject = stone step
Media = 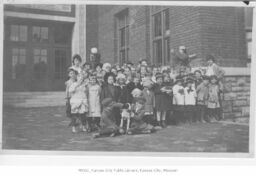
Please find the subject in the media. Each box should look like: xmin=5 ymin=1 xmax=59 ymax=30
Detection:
xmin=3 ymin=91 xmax=66 ymax=108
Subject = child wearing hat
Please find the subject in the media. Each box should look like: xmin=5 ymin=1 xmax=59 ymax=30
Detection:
xmin=184 ymin=78 xmax=197 ymax=124
xmin=207 ymin=75 xmax=222 ymax=122
xmin=127 ymin=97 xmax=154 ymax=135
xmin=141 ymin=79 xmax=155 ymax=125
xmin=172 ymin=76 xmax=185 ymax=125
xmin=153 ymin=73 xmax=168 ymax=128
xmin=196 ymin=75 xmax=210 ymax=123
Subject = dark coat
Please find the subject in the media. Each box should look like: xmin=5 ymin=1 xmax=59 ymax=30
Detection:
xmin=129 ymin=105 xmax=154 ymax=133
xmin=153 ymin=83 xmax=172 ymax=111
xmin=100 ymin=84 xmax=120 ymax=102
xmin=117 ymin=85 xmax=131 ymax=104
xmin=100 ymin=102 xmax=123 ymax=132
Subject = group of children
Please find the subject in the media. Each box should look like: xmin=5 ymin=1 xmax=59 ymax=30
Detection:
xmin=65 ymin=54 xmax=224 ymax=138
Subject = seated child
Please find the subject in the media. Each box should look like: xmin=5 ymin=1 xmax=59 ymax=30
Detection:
xmin=93 ymin=98 xmax=124 ymax=138
xmin=127 ymin=97 xmax=154 ymax=135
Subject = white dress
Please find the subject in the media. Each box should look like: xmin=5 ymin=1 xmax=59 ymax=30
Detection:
xmin=184 ymin=87 xmax=197 ymax=105
xmin=69 ymin=82 xmax=88 ymax=114
xmin=88 ymin=84 xmax=101 ymax=117
xmin=172 ymin=84 xmax=185 ymax=105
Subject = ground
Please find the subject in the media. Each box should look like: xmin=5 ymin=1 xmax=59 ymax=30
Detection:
xmin=2 ymin=106 xmax=249 ymax=152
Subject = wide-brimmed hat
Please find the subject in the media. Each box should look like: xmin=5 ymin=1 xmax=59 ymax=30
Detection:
xmin=116 ymin=73 xmax=126 ymax=80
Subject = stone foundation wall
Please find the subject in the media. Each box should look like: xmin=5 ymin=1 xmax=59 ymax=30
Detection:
xmin=222 ymin=74 xmax=250 ymax=122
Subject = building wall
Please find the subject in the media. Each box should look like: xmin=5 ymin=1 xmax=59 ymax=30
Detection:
xmin=86 ymin=5 xmax=98 ymax=60
xmin=89 ymin=5 xmax=248 ymax=67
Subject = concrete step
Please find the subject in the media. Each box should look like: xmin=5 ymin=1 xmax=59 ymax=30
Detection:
xmin=3 ymin=91 xmax=66 ymax=108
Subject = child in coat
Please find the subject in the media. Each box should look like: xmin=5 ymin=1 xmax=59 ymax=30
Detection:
xmin=184 ymin=78 xmax=197 ymax=124
xmin=87 ymin=73 xmax=102 ymax=132
xmin=92 ymin=98 xmax=124 ymax=138
xmin=207 ymin=75 xmax=222 ymax=122
xmin=153 ymin=73 xmax=169 ymax=128
xmin=127 ymin=97 xmax=154 ymax=135
xmin=196 ymin=75 xmax=210 ymax=123
xmin=141 ymin=79 xmax=155 ymax=125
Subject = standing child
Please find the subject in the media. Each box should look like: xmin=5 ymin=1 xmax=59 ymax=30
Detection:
xmin=207 ymin=75 xmax=222 ymax=122
xmin=196 ymin=75 xmax=210 ymax=123
xmin=68 ymin=73 xmax=89 ymax=133
xmin=87 ymin=73 xmax=102 ymax=132
xmin=65 ymin=68 xmax=78 ymax=124
xmin=184 ymin=78 xmax=197 ymax=124
xmin=172 ymin=77 xmax=185 ymax=125
xmin=153 ymin=73 xmax=168 ymax=128
xmin=141 ymin=79 xmax=155 ymax=126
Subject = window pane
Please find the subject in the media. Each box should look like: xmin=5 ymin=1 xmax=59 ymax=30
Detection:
xmin=11 ymin=48 xmax=26 ymax=79
xmin=32 ymin=26 xmax=41 ymax=42
xmin=154 ymin=40 xmax=162 ymax=64
xmin=55 ymin=49 xmax=66 ymax=79
xmin=120 ymin=28 xmax=125 ymax=47
xmin=10 ymin=25 xmax=19 ymax=41
xmin=164 ymin=9 xmax=170 ymax=31
xmin=154 ymin=13 xmax=162 ymax=37
xmin=164 ymin=38 xmax=170 ymax=63
xmin=34 ymin=49 xmax=40 ymax=55
xmin=41 ymin=27 xmax=48 ymax=41
xmin=19 ymin=26 xmax=27 ymax=41
xmin=41 ymin=49 xmax=47 ymax=56
xmin=19 ymin=49 xmax=26 ymax=56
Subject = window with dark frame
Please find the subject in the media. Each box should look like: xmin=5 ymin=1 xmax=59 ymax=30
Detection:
xmin=11 ymin=48 xmax=26 ymax=79
xmin=152 ymin=8 xmax=170 ymax=65
xmin=10 ymin=25 xmax=28 ymax=42
xmin=55 ymin=49 xmax=67 ymax=80
xmin=32 ymin=26 xmax=49 ymax=43
xmin=33 ymin=48 xmax=48 ymax=79
xmin=116 ymin=9 xmax=129 ymax=65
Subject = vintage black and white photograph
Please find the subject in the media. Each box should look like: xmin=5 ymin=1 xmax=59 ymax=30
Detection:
xmin=1 ymin=1 xmax=254 ymax=154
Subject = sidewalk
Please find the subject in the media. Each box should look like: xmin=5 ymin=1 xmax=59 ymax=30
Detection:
xmin=2 ymin=106 xmax=249 ymax=152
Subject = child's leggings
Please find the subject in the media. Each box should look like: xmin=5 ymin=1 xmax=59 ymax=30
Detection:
xmin=156 ymin=111 xmax=166 ymax=121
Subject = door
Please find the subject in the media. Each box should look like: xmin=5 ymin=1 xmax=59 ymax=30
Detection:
xmin=52 ymin=48 xmax=71 ymax=90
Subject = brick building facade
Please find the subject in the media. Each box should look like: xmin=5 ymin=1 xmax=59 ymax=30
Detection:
xmin=86 ymin=5 xmax=251 ymax=67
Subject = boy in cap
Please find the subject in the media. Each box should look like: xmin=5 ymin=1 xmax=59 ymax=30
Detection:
xmin=93 ymin=98 xmax=124 ymax=138
xmin=196 ymin=75 xmax=210 ymax=123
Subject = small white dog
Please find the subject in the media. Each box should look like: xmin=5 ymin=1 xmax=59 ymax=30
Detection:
xmin=120 ymin=103 xmax=134 ymax=134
